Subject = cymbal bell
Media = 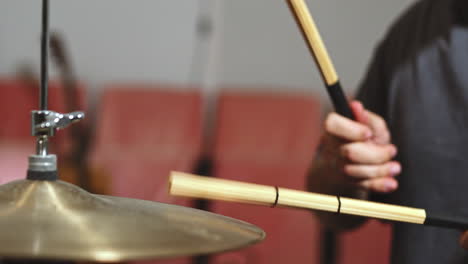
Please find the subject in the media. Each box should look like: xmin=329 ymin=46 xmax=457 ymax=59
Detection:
xmin=0 ymin=179 xmax=265 ymax=262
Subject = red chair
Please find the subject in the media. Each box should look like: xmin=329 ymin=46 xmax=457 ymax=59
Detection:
xmin=338 ymin=220 xmax=392 ymax=264
xmin=209 ymin=90 xmax=322 ymax=264
xmin=0 ymin=78 xmax=37 ymax=142
xmin=90 ymin=83 xmax=202 ymax=204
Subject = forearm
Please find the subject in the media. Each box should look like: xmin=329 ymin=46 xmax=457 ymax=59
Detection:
xmin=308 ymin=140 xmax=369 ymax=231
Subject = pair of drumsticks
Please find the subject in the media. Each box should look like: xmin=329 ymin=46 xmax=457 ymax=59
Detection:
xmin=170 ymin=0 xmax=468 ymax=230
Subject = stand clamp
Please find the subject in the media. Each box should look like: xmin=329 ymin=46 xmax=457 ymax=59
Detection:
xmin=27 ymin=110 xmax=84 ymax=181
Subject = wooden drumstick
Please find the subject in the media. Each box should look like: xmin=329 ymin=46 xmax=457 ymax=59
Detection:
xmin=169 ymin=171 xmax=468 ymax=230
xmin=286 ymin=0 xmax=354 ymax=119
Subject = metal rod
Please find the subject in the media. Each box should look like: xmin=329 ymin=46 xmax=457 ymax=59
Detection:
xmin=36 ymin=136 xmax=49 ymax=156
xmin=40 ymin=0 xmax=49 ymax=110
xmin=36 ymin=0 xmax=50 ymax=156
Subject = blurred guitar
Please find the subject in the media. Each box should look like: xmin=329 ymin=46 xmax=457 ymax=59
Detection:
xmin=49 ymin=32 xmax=109 ymax=194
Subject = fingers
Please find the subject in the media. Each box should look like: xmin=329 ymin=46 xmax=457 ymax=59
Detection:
xmin=325 ymin=112 xmax=372 ymax=141
xmin=323 ymin=100 xmax=399 ymax=194
xmin=326 ymin=100 xmax=391 ymax=144
xmin=342 ymin=162 xmax=401 ymax=193
xmin=341 ymin=142 xmax=397 ymax=164
xmin=366 ymin=110 xmax=391 ymax=144
xmin=356 ymin=177 xmax=399 ymax=193
xmin=344 ymin=162 xmax=401 ymax=179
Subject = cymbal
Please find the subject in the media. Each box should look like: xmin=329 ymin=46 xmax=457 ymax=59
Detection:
xmin=0 ymin=179 xmax=265 ymax=262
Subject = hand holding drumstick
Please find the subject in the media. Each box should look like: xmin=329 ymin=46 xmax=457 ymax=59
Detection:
xmin=287 ymin=0 xmax=468 ymax=250
xmin=318 ymin=100 xmax=400 ymax=193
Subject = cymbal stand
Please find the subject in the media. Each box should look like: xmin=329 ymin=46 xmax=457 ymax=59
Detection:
xmin=27 ymin=0 xmax=84 ymax=182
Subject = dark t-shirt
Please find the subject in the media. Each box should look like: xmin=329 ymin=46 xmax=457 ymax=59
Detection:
xmin=357 ymin=0 xmax=468 ymax=263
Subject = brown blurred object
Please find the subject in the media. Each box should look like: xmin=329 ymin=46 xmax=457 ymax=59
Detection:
xmin=49 ymin=31 xmax=111 ymax=195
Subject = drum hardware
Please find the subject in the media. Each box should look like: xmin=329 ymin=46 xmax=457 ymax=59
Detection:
xmin=0 ymin=1 xmax=264 ymax=261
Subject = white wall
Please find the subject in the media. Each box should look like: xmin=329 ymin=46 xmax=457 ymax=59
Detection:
xmin=0 ymin=0 xmax=415 ymax=98
xmin=0 ymin=0 xmax=198 ymax=88
xmin=218 ymin=0 xmax=415 ymax=97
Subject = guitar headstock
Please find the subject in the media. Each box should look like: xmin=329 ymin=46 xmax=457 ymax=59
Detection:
xmin=49 ymin=31 xmax=71 ymax=72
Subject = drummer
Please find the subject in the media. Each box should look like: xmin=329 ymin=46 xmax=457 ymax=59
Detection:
xmin=309 ymin=0 xmax=468 ymax=262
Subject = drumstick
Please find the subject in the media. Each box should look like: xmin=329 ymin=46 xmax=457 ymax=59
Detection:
xmin=169 ymin=171 xmax=468 ymax=230
xmin=286 ymin=0 xmax=354 ymax=119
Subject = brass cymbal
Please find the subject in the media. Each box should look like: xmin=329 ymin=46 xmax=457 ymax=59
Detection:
xmin=0 ymin=179 xmax=265 ymax=262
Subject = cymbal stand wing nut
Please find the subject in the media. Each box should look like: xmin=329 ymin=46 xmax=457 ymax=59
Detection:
xmin=27 ymin=110 xmax=84 ymax=180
